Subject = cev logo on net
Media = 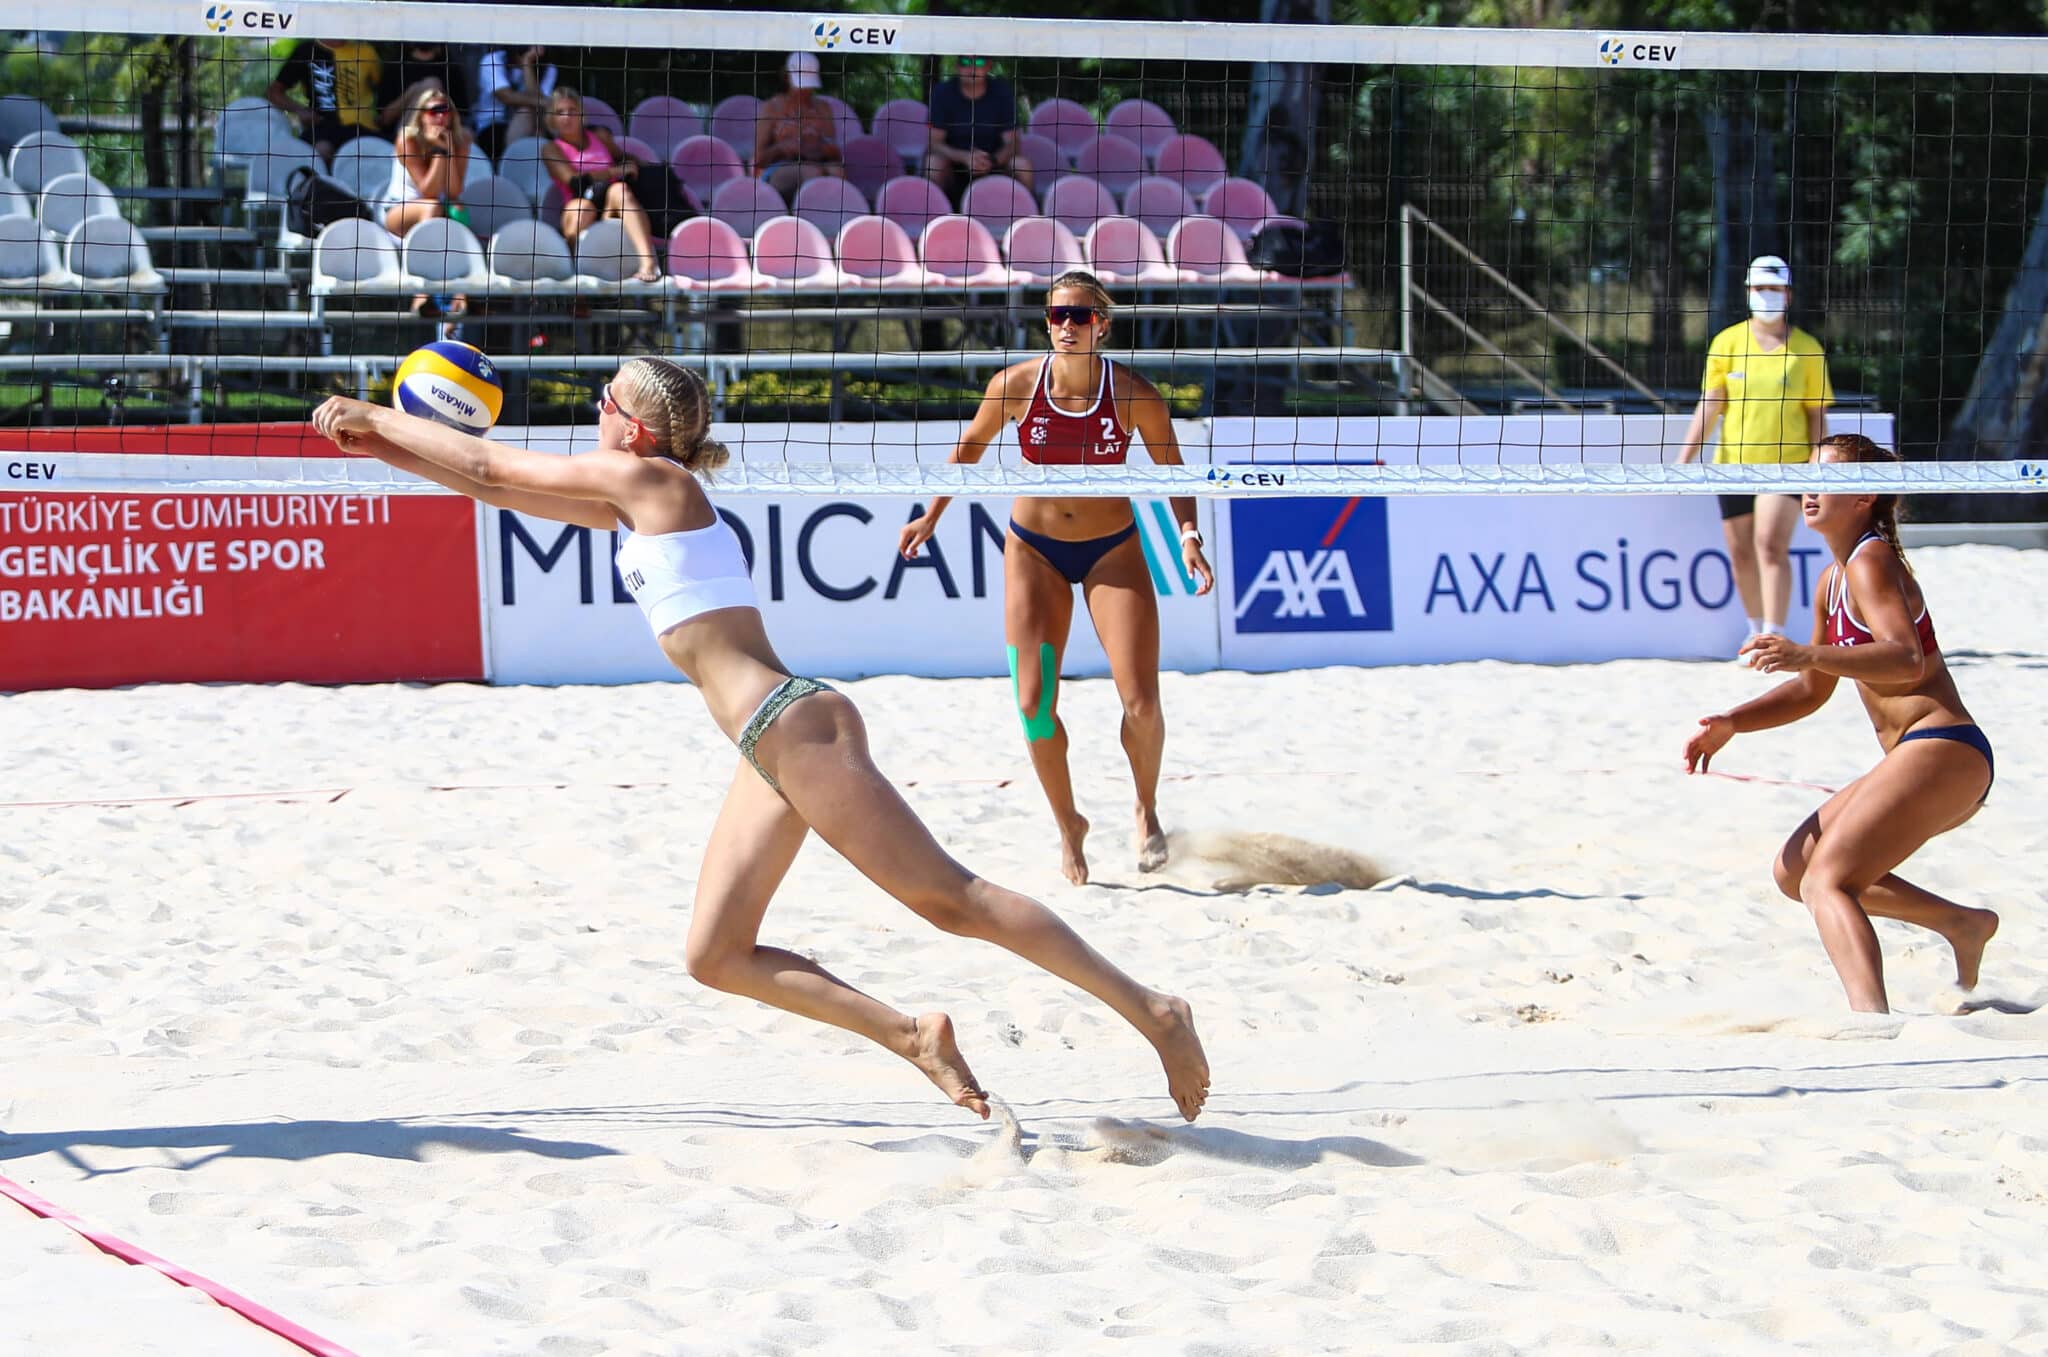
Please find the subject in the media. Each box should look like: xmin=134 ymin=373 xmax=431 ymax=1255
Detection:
xmin=814 ymin=18 xmax=900 ymax=50
xmin=203 ymin=3 xmax=295 ymax=33
xmin=1596 ymin=35 xmax=1681 ymax=67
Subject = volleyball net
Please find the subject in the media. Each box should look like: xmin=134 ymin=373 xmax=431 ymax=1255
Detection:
xmin=2 ymin=2 xmax=2047 ymax=496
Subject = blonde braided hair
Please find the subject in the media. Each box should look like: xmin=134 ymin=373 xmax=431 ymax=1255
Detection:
xmin=1818 ymin=432 xmax=1911 ymax=574
xmin=615 ymin=357 xmax=731 ymax=473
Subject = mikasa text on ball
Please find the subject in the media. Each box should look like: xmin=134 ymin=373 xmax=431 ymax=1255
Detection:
xmin=393 ymin=340 xmax=504 ymax=434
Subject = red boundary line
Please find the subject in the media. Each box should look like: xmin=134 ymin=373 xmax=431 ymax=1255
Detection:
xmin=0 ymin=1171 xmax=360 ymax=1357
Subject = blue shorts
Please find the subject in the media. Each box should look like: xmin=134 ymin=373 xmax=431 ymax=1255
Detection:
xmin=1009 ymin=519 xmax=1137 ymax=586
xmin=1896 ymin=722 xmax=1995 ymax=802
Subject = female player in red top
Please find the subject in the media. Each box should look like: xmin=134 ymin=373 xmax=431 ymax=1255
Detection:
xmin=1683 ymin=434 xmax=1999 ymax=1012
xmin=899 ymin=272 xmax=1213 ymax=886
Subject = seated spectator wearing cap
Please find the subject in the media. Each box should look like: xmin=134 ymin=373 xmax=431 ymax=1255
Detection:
xmin=1676 ymin=254 xmax=1835 ymax=652
xmin=377 ymin=40 xmax=473 ymax=138
xmin=926 ymin=56 xmax=1033 ymax=201
xmin=754 ymin=53 xmax=845 ymax=199
xmin=265 ymin=37 xmax=382 ymax=163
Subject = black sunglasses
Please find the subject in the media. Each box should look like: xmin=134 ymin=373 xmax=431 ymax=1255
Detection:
xmin=1046 ymin=305 xmax=1100 ymax=326
xmin=959 ymin=56 xmax=990 ymax=67
xmin=422 ymin=105 xmax=452 ymax=115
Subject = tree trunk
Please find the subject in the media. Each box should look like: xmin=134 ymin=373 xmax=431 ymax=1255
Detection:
xmin=1237 ymin=0 xmax=1326 ymax=218
xmin=1646 ymin=103 xmax=1683 ymax=387
xmin=1941 ymin=179 xmax=2048 ymax=462
xmin=1702 ymin=94 xmax=1780 ymax=337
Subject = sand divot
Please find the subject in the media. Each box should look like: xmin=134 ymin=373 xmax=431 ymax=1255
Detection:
xmin=1163 ymin=829 xmax=1392 ymax=894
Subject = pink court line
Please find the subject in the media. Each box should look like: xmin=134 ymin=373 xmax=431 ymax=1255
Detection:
xmin=0 ymin=1171 xmax=360 ymax=1357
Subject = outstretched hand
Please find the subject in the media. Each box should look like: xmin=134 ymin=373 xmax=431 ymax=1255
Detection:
xmin=1684 ymin=714 xmax=1734 ymax=774
xmin=1739 ymin=632 xmax=1814 ymax=674
xmin=311 ymin=396 xmax=382 ymax=454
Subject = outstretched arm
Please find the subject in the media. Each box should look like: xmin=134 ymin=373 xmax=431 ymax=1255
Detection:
xmin=1125 ymin=371 xmax=1213 ymax=596
xmin=1688 ymin=568 xmax=1840 ymax=771
xmin=344 ymin=430 xmax=618 ymax=530
xmin=898 ymin=367 xmax=1017 ymax=557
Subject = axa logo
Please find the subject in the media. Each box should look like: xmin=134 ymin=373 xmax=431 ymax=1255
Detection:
xmin=1228 ymin=481 xmax=1392 ymax=633
xmin=813 ymin=21 xmax=841 ymax=48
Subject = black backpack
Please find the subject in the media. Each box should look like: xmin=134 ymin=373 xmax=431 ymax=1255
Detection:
xmin=1248 ymin=220 xmax=1347 ymax=278
xmin=284 ymin=165 xmax=374 ymax=238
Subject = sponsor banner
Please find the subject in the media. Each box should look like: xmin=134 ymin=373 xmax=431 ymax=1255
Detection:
xmin=0 ymin=427 xmax=483 ymax=690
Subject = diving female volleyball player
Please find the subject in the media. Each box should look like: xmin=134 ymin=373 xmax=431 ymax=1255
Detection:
xmin=1683 ymin=434 xmax=1999 ymax=1013
xmin=309 ymin=359 xmax=1209 ymax=1121
xmin=897 ymin=271 xmax=1213 ymax=887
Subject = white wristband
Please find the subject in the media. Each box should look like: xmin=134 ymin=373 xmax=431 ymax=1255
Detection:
xmin=1179 ymin=527 xmax=1202 ymax=545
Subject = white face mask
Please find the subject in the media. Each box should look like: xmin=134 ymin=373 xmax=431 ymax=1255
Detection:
xmin=1748 ymin=290 xmax=1786 ymax=321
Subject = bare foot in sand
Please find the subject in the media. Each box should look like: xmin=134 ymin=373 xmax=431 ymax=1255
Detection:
xmin=1142 ymin=993 xmax=1209 ymax=1121
xmin=1949 ymin=907 xmax=2000 ymax=990
xmin=1058 ymin=813 xmax=1090 ymax=886
xmin=1135 ymin=804 xmax=1168 ymax=874
xmin=907 ymin=1012 xmax=989 ymax=1119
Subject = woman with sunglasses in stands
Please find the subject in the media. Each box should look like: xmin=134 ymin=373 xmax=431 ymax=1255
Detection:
xmin=382 ymin=84 xmax=475 ymax=317
xmin=542 ymin=86 xmax=662 ymax=284
xmin=307 ymin=357 xmax=1211 ymax=1125
xmin=899 ymin=272 xmax=1214 ymax=887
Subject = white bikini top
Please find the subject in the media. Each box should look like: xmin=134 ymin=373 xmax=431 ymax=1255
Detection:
xmin=614 ymin=516 xmax=757 ymax=638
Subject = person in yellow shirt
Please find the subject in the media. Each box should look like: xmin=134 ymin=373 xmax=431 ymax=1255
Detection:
xmin=266 ymin=38 xmax=384 ymax=164
xmin=1677 ymin=255 xmax=1834 ymax=651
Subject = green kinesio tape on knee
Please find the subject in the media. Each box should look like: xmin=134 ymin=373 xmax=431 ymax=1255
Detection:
xmin=1008 ymin=642 xmax=1058 ymax=742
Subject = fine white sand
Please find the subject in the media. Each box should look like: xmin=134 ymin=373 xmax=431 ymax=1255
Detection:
xmin=2 ymin=543 xmax=2044 ymax=1356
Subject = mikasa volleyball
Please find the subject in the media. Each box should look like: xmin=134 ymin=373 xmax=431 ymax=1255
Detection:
xmin=392 ymin=340 xmax=505 ymax=434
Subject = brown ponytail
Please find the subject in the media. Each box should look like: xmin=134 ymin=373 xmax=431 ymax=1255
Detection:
xmin=1817 ymin=432 xmax=1910 ymax=573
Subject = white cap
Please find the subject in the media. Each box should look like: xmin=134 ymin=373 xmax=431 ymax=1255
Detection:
xmin=785 ymin=52 xmax=821 ymax=90
xmin=1745 ymin=254 xmax=1791 ymax=289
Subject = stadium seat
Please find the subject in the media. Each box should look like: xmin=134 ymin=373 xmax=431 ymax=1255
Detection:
xmin=1122 ymin=176 xmax=1196 ymax=240
xmin=0 ymin=94 xmax=59 ymax=158
xmin=751 ymin=214 xmax=840 ymax=289
xmin=818 ymin=95 xmax=864 ymax=156
xmin=1083 ymin=215 xmax=1177 ymax=286
xmin=629 ymin=96 xmax=702 ymax=159
xmin=37 ymin=171 xmax=121 ymax=241
xmin=870 ymin=98 xmax=931 ymax=167
xmin=312 ymin=218 xmax=404 ymax=295
xmin=0 ymin=213 xmax=66 ymax=289
xmin=1202 ymin=177 xmax=1283 ymax=243
xmin=573 ymin=217 xmax=661 ymax=292
xmin=8 ymin=130 xmax=88 ymax=195
xmin=666 ymin=216 xmax=756 ymax=291
xmin=0 ymin=173 xmax=30 ymax=221
xmin=496 ymin=136 xmax=556 ymax=208
xmin=669 ymin=134 xmax=746 ymax=204
xmin=1166 ymin=214 xmax=1263 ymax=284
xmin=920 ymin=214 xmax=1010 ymax=289
xmin=212 ymin=96 xmax=297 ymax=182
xmin=244 ymin=137 xmax=315 ymax=206
xmin=616 ymin=135 xmax=660 ymax=166
xmin=706 ymin=95 xmax=760 ymax=163
xmin=709 ymin=177 xmax=786 ymax=245
xmin=330 ymin=135 xmax=397 ymax=207
xmin=875 ymin=175 xmax=951 ymax=243
xmin=1154 ymin=134 xmax=1227 ymax=197
xmin=486 ymin=218 xmax=577 ymax=293
xmin=401 ymin=216 xmax=490 ymax=293
xmin=1003 ymin=215 xmax=1085 ymax=287
xmin=962 ymin=174 xmax=1038 ymax=239
xmin=1105 ymin=98 xmax=1177 ymax=167
xmin=792 ymin=175 xmax=868 ymax=246
xmin=463 ymin=152 xmax=496 ymax=190
xmin=579 ymin=96 xmax=624 ymax=138
xmin=1075 ymin=133 xmax=1145 ymax=198
xmin=838 ymin=134 xmax=897 ymax=202
xmin=835 ymin=214 xmax=926 ymax=289
xmin=1027 ymin=98 xmax=1097 ymax=168
xmin=1019 ymin=133 xmax=1061 ymax=185
xmin=65 ymin=216 xmax=163 ymax=292
xmin=1042 ymin=175 xmax=1117 ymax=239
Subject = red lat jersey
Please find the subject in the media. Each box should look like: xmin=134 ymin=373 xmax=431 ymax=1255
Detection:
xmin=1018 ymin=357 xmax=1130 ymax=465
xmin=1826 ymin=533 xmax=1938 ymax=655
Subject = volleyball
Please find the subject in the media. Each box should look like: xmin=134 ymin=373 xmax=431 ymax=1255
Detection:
xmin=392 ymin=341 xmax=504 ymax=435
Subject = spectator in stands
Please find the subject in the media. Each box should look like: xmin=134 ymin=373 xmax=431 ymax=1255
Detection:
xmin=265 ymin=37 xmax=382 ymax=163
xmin=1677 ymin=254 xmax=1835 ymax=655
xmin=381 ymin=85 xmax=474 ymax=318
xmin=753 ymin=52 xmax=845 ymax=199
xmin=377 ymin=39 xmax=473 ymax=138
xmin=543 ymin=86 xmax=661 ymax=283
xmin=926 ymin=55 xmax=1034 ymax=202
xmin=472 ymin=44 xmax=556 ymax=162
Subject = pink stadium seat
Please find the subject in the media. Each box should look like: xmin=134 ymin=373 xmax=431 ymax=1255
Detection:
xmin=1202 ymin=176 xmax=1282 ymax=242
xmin=667 ymin=216 xmax=757 ymax=291
xmin=818 ymin=95 xmax=863 ymax=156
xmin=579 ymin=96 xmax=624 ymax=138
xmin=920 ymin=213 xmax=1011 ymax=288
xmin=875 ymin=174 xmax=951 ymax=242
xmin=628 ymin=96 xmax=703 ymax=160
xmin=839 ymin=134 xmax=898 ymax=201
xmin=751 ymin=213 xmax=840 ymax=288
xmin=1084 ymin=215 xmax=1177 ymax=286
xmin=1028 ymin=98 xmax=1097 ymax=167
xmin=1019 ymin=132 xmax=1061 ymax=183
xmin=1154 ymin=133 xmax=1227 ymax=197
xmin=1042 ymin=174 xmax=1118 ymax=239
xmin=869 ymin=97 xmax=931 ymax=166
xmin=616 ymin=134 xmax=660 ymax=165
xmin=836 ymin=214 xmax=927 ymax=289
xmin=707 ymin=94 xmax=760 ymax=163
xmin=1105 ymin=98 xmax=1177 ymax=166
xmin=668 ymin=134 xmax=745 ymax=203
xmin=961 ymin=174 xmax=1038 ymax=239
xmin=1003 ymin=215 xmax=1084 ymax=287
xmin=1122 ymin=176 xmax=1197 ymax=240
xmin=1166 ymin=214 xmax=1263 ymax=284
xmin=1075 ymin=133 xmax=1145 ymax=198
xmin=709 ymin=177 xmax=786 ymax=244
xmin=793 ymin=174 xmax=869 ymax=245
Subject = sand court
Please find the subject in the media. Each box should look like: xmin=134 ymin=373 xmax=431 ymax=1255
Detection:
xmin=3 ymin=543 xmax=2044 ymax=1354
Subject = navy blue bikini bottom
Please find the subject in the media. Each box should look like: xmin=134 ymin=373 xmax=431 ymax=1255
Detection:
xmin=1008 ymin=518 xmax=1137 ymax=585
xmin=1897 ymin=722 xmax=1995 ymax=801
